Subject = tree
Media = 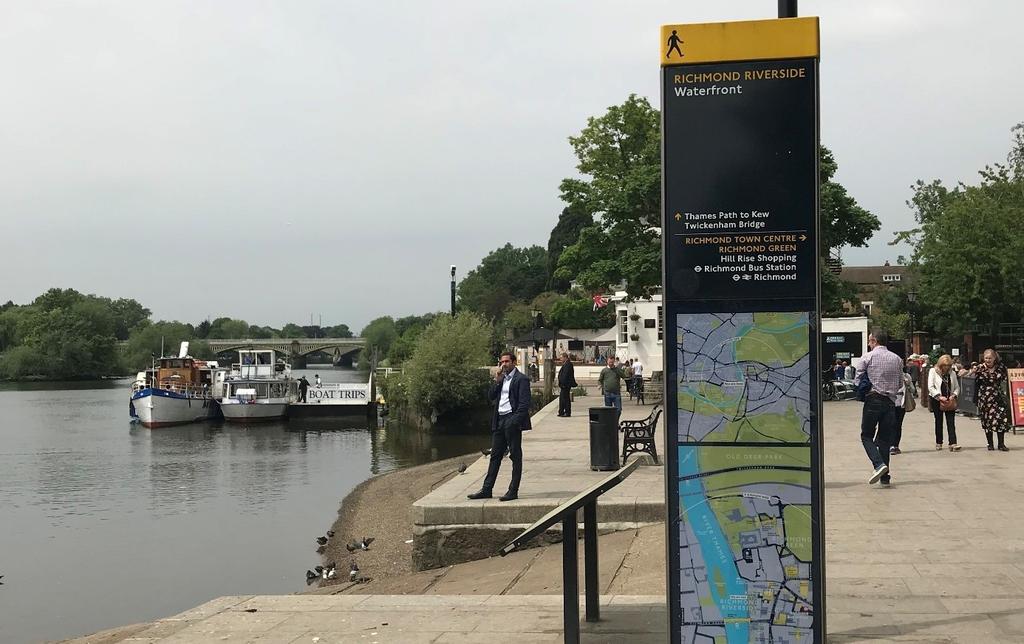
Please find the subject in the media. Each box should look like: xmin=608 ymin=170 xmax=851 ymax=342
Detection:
xmin=109 ymin=298 xmax=151 ymax=340
xmin=401 ymin=313 xmax=493 ymax=420
xmin=546 ymin=205 xmax=594 ymax=292
xmin=360 ymin=316 xmax=398 ymax=365
xmin=280 ymin=323 xmax=307 ymax=338
xmin=457 ymin=244 xmax=548 ymax=319
xmin=554 ymin=95 xmax=661 ymax=298
xmin=326 ymin=323 xmax=353 ymax=338
xmin=206 ymin=317 xmax=250 ymax=339
xmin=1 ymin=295 xmax=121 ymax=378
xmin=550 ymin=294 xmax=615 ymax=330
xmin=122 ymin=320 xmax=198 ymax=369
xmin=894 ymin=124 xmax=1024 ymax=336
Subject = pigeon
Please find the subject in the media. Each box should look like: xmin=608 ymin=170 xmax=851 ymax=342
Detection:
xmin=314 ymin=566 xmax=324 ymax=574
xmin=360 ymin=537 xmax=375 ymax=550
xmin=316 ymin=546 xmax=326 ymax=555
xmin=316 ymin=536 xmax=329 ymax=546
xmin=326 ymin=530 xmax=335 ymax=538
xmin=349 ymin=561 xmax=359 ymax=572
xmin=353 ymin=575 xmax=372 ymax=584
xmin=305 ymin=570 xmax=318 ymax=581
xmin=457 ymin=463 xmax=467 ymax=474
xmin=326 ymin=567 xmax=337 ymax=580
xmin=345 ymin=542 xmax=358 ymax=553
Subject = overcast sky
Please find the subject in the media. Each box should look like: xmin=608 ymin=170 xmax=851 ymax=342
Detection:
xmin=2 ymin=1 xmax=1020 ymax=331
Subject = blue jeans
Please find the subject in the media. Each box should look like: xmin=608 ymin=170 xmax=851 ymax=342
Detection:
xmin=861 ymin=395 xmax=895 ymax=473
xmin=604 ymin=392 xmax=622 ymax=415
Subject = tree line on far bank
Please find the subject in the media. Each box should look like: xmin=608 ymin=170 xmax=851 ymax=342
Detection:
xmin=0 ymin=288 xmax=356 ymax=380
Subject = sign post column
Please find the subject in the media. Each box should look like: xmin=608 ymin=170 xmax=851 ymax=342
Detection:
xmin=660 ymin=17 xmax=825 ymax=643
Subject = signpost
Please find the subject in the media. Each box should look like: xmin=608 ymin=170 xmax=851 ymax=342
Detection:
xmin=661 ymin=17 xmax=824 ymax=642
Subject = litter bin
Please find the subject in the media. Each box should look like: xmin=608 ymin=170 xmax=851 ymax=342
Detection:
xmin=589 ymin=407 xmax=620 ymax=471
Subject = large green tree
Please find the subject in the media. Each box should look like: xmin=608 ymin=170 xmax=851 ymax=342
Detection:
xmin=554 ymin=94 xmax=661 ymax=299
xmin=546 ymin=205 xmax=594 ymax=292
xmin=0 ymin=289 xmax=122 ymax=378
xmin=894 ymin=124 xmax=1024 ymax=336
xmin=457 ymin=244 xmax=548 ymax=319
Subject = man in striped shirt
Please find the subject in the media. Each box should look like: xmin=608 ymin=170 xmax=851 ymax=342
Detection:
xmin=854 ymin=329 xmax=906 ymax=486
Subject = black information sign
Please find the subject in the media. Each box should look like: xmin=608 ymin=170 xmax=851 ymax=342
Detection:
xmin=661 ymin=18 xmax=824 ymax=644
xmin=663 ymin=59 xmax=818 ymax=303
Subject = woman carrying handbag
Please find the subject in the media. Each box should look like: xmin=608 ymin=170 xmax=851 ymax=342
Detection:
xmin=928 ymin=354 xmax=961 ymax=451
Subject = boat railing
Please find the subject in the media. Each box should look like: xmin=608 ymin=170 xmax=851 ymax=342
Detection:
xmin=131 ymin=380 xmax=213 ymax=398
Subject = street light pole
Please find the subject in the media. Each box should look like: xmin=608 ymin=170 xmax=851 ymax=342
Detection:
xmin=778 ymin=0 xmax=797 ymax=18
xmin=450 ymin=265 xmax=457 ymax=316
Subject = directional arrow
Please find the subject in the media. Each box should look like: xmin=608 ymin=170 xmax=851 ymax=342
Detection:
xmin=674 ymin=213 xmax=682 ymax=221
xmin=799 ymin=234 xmax=807 ymax=241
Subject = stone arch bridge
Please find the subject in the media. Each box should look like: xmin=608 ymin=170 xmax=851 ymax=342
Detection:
xmin=205 ymin=337 xmax=365 ymax=368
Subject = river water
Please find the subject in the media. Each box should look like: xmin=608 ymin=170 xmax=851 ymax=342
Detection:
xmin=0 ymin=368 xmax=489 ymax=643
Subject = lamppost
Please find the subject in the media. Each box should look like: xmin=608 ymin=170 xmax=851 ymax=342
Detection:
xmin=450 ymin=265 xmax=457 ymax=316
xmin=907 ymin=289 xmax=918 ymax=354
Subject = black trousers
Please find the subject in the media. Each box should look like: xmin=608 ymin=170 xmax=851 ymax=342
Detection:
xmin=483 ymin=414 xmax=523 ymax=493
xmin=558 ymin=386 xmax=572 ymax=416
xmin=932 ymin=408 xmax=957 ymax=445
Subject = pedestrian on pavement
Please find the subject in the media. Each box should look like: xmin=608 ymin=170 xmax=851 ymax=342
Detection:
xmin=631 ymin=357 xmax=645 ymax=402
xmin=843 ymin=360 xmax=854 ymax=381
xmin=928 ymin=354 xmax=961 ymax=451
xmin=297 ymin=375 xmax=310 ymax=403
xmin=833 ymin=359 xmax=845 ymax=381
xmin=557 ymin=351 xmax=577 ymax=417
xmin=599 ymin=355 xmax=628 ymax=418
xmin=315 ymin=373 xmax=322 ymax=388
xmin=890 ymin=371 xmax=916 ymax=455
xmin=854 ymin=329 xmax=904 ymax=486
xmin=973 ymin=348 xmax=1011 ymax=451
xmin=467 ymin=351 xmax=531 ymax=502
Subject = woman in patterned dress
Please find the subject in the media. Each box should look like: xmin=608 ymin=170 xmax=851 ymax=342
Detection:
xmin=974 ymin=348 xmax=1011 ymax=451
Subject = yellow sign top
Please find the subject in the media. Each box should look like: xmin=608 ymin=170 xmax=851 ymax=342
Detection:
xmin=661 ymin=17 xmax=819 ymax=66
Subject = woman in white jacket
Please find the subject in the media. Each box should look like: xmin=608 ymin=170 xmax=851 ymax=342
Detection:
xmin=928 ymin=354 xmax=961 ymax=451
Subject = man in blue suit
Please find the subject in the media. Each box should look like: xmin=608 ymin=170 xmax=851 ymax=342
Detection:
xmin=468 ymin=351 xmax=532 ymax=502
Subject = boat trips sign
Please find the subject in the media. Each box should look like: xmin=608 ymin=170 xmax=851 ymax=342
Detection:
xmin=661 ymin=17 xmax=825 ymax=643
xmin=302 ymin=383 xmax=370 ymax=405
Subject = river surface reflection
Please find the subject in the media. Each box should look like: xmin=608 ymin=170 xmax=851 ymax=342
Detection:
xmin=0 ymin=368 xmax=489 ymax=643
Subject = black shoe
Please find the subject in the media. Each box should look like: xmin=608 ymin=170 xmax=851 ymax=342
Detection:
xmin=467 ymin=489 xmax=492 ymax=500
xmin=999 ymin=445 xmax=1010 ymax=452
xmin=499 ymin=491 xmax=518 ymax=502
xmin=988 ymin=445 xmax=996 ymax=451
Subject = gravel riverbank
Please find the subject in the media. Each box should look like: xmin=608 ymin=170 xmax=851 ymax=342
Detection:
xmin=309 ymin=453 xmax=477 ymax=590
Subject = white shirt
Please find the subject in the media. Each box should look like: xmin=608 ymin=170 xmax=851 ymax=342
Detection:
xmin=632 ymin=362 xmax=644 ymax=377
xmin=498 ymin=371 xmax=514 ymax=414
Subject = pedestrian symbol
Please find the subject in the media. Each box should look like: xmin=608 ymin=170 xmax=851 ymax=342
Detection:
xmin=666 ymin=30 xmax=684 ymax=58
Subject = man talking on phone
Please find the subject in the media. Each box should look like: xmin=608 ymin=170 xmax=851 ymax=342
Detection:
xmin=468 ymin=351 xmax=532 ymax=502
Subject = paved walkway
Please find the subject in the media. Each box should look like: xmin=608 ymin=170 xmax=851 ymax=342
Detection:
xmin=411 ymin=394 xmax=663 ymax=567
xmin=68 ymin=398 xmax=1024 ymax=643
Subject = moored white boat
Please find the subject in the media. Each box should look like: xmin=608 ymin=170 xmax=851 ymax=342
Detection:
xmin=216 ymin=349 xmax=297 ymax=422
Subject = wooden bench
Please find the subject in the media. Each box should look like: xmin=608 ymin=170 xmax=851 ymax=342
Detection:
xmin=620 ymin=405 xmax=662 ymax=465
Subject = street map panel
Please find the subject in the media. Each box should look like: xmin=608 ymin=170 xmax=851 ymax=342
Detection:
xmin=677 ymin=312 xmax=812 ymax=444
xmin=677 ymin=445 xmax=814 ymax=643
